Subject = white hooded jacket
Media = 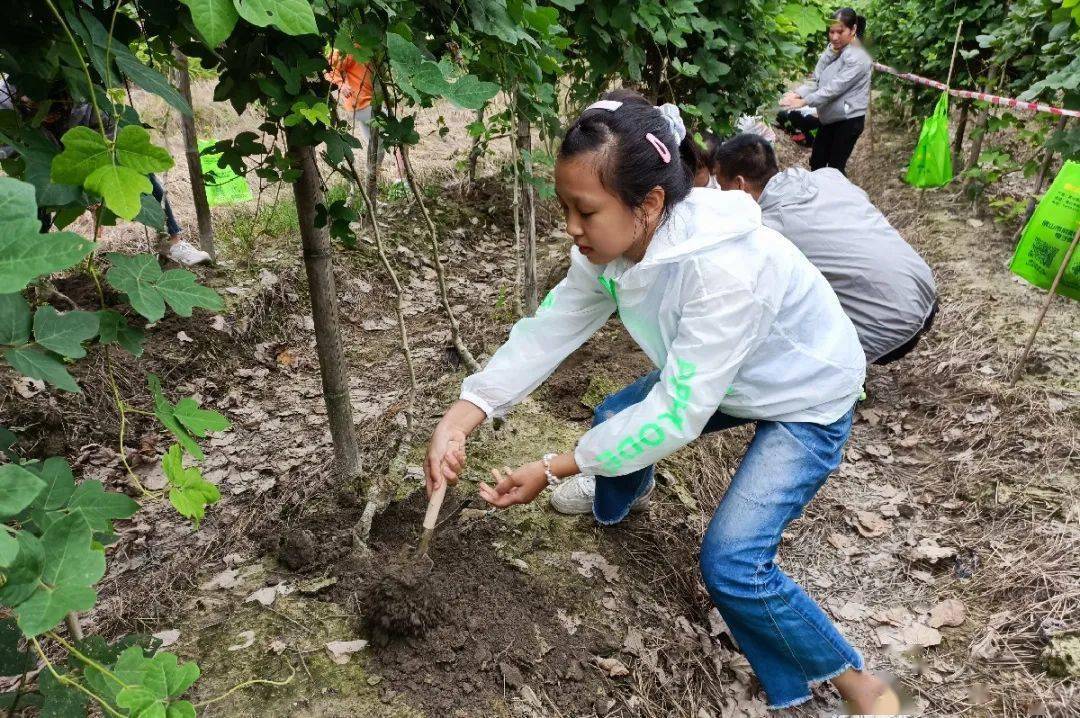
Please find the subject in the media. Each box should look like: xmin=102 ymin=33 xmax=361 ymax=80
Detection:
xmin=461 ymin=189 xmax=866 ymax=477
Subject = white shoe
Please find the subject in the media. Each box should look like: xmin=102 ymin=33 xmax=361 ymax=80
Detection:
xmin=164 ymin=239 xmax=212 ymax=266
xmin=549 ymin=474 xmax=654 ymax=515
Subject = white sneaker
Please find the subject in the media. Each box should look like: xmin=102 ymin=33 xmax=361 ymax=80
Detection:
xmin=549 ymin=474 xmax=654 ymax=515
xmin=164 ymin=239 xmax=212 ymax=266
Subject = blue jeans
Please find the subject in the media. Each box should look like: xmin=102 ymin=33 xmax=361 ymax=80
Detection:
xmin=149 ymin=174 xmax=182 ymax=236
xmin=592 ymin=371 xmax=863 ymax=709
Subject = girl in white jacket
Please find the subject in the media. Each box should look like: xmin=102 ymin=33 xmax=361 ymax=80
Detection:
xmin=424 ymin=91 xmax=900 ymax=713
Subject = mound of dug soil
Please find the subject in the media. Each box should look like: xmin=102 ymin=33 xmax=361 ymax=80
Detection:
xmin=324 ymin=491 xmax=623 ymax=716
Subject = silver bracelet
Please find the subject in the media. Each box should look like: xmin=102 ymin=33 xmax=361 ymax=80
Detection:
xmin=542 ymin=453 xmax=560 ymax=487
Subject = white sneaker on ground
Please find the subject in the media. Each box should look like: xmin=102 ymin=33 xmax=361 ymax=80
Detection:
xmin=549 ymin=474 xmax=654 ymax=515
xmin=164 ymin=239 xmax=212 ymax=266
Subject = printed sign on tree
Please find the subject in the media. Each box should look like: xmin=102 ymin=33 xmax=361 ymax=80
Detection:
xmin=1010 ymin=160 xmax=1080 ymax=301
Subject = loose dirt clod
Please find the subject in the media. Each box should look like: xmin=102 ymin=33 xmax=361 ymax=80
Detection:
xmin=365 ymin=556 xmax=440 ymax=643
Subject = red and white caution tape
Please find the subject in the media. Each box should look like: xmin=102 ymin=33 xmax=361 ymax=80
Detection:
xmin=872 ymin=61 xmax=1080 ymax=119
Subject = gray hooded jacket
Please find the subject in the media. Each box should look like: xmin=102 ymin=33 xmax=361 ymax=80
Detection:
xmin=795 ymin=44 xmax=872 ymax=125
xmin=759 ymin=168 xmax=937 ymax=362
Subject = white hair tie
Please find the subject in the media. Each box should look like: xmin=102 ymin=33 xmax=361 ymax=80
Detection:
xmin=657 ymin=103 xmax=686 ymax=144
xmin=586 ymin=100 xmax=623 ymax=112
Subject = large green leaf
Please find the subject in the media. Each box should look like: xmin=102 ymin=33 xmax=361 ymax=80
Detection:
xmin=233 ymin=0 xmax=318 ymax=36
xmin=173 ymin=398 xmax=231 ymax=437
xmin=106 ymin=255 xmax=220 ymax=323
xmin=0 ymin=464 xmax=46 ymax=518
xmin=106 ymin=254 xmax=166 ymax=322
xmin=39 ymin=665 xmax=88 ymax=717
xmin=114 ymin=125 xmax=174 ymax=174
xmin=15 ymin=512 xmax=105 ymax=636
xmin=97 ymin=309 xmax=146 ymax=356
xmin=85 ymin=164 xmax=152 ymax=221
xmin=26 ymin=458 xmax=77 ymax=511
xmin=135 ymin=194 xmax=166 ymax=232
xmin=156 ymin=269 xmax=224 ymax=317
xmin=0 ymin=293 xmax=31 ymax=345
xmin=67 ymin=481 xmax=139 ymax=533
xmin=115 ymin=647 xmax=201 ymax=699
xmin=112 ymin=47 xmax=192 ymax=117
xmin=0 ymin=531 xmax=17 ymax=568
xmin=162 ymin=444 xmax=220 ymax=527
xmin=0 ymin=531 xmax=45 ymax=606
xmin=50 ymin=127 xmax=111 ymax=186
xmin=4 ymin=346 xmax=79 ymax=393
xmin=0 ymin=618 xmax=33 ymax=677
xmin=181 ymin=0 xmax=240 ymax=46
xmin=444 ymin=75 xmax=501 ymax=110
xmin=33 ymin=306 xmax=100 ymax=359
xmin=16 ymin=584 xmax=98 ymax=637
xmin=0 ymin=178 xmax=95 ymax=294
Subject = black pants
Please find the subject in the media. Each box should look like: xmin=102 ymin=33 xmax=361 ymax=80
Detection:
xmin=873 ymin=301 xmax=939 ymax=365
xmin=809 ymin=115 xmax=864 ymax=175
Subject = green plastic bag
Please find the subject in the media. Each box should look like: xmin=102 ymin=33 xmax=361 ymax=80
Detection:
xmin=1009 ymin=160 xmax=1080 ymax=302
xmin=198 ymin=140 xmax=253 ymax=206
xmin=905 ymin=92 xmax=953 ymax=188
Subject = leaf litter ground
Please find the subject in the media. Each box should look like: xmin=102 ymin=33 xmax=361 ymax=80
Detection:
xmin=2 ymin=95 xmax=1078 ymax=716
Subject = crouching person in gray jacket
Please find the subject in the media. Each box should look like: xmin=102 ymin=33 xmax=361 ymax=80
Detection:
xmin=714 ymin=133 xmax=938 ymax=365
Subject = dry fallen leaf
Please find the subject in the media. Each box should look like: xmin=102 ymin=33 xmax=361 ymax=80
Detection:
xmin=901 ymin=622 xmax=943 ymax=648
xmin=837 ymin=601 xmax=870 ymax=622
xmin=200 ymin=568 xmax=239 ymax=591
xmin=326 ymin=639 xmax=368 ymax=664
xmin=571 ymin=551 xmax=620 ymax=582
xmin=852 ymin=510 xmax=891 ymax=538
xmin=210 ymin=315 xmax=229 ymax=332
xmin=594 ymin=656 xmax=629 ymax=677
xmin=828 ymin=532 xmax=863 ymax=557
xmin=556 ymin=609 xmax=581 ymax=635
xmin=864 ymin=443 xmax=893 ymax=459
xmin=227 ymin=630 xmax=256 ymax=651
xmin=905 ymin=539 xmax=957 ymax=564
xmin=268 ymin=639 xmax=288 ymax=655
xmin=152 ymin=629 xmax=180 ymax=648
xmin=12 ymin=377 xmax=45 ymax=398
xmin=245 ymin=583 xmax=293 ymax=607
xmin=929 ymin=598 xmax=967 ymax=628
xmin=177 ymin=331 xmax=193 ymax=343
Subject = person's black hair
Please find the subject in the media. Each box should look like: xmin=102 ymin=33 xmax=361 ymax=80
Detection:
xmin=832 ymin=7 xmax=866 ymax=38
xmin=712 ymin=133 xmax=780 ymax=190
xmin=680 ymin=130 xmax=722 ymax=176
xmin=559 ymin=89 xmax=693 ymax=215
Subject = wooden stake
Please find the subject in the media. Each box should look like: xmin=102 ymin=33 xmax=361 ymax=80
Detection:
xmin=1010 ymin=224 xmax=1080 ymax=386
xmin=945 ymin=21 xmax=963 ymax=91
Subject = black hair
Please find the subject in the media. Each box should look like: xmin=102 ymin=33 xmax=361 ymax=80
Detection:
xmin=558 ymin=89 xmax=693 ymax=215
xmin=712 ymin=133 xmax=780 ymax=190
xmin=832 ymin=7 xmax=866 ymax=38
xmin=680 ymin=130 xmax=722 ymax=176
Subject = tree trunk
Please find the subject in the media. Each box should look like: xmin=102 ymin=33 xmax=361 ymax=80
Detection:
xmin=468 ymin=107 xmax=485 ymax=186
xmin=365 ymin=122 xmax=380 ymax=212
xmin=172 ymin=49 xmax=215 ymax=259
xmin=517 ymin=117 xmax=538 ymax=314
xmin=964 ymin=66 xmax=1003 ymax=175
xmin=286 ymin=138 xmax=362 ymax=482
xmin=951 ymin=99 xmax=970 ymax=175
xmin=1011 ymin=116 xmax=1069 ymax=244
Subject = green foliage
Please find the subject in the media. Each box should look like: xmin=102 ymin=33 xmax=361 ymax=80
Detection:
xmin=105 ymin=253 xmax=223 ymax=323
xmin=148 ymin=374 xmax=231 ymax=461
xmin=0 ymin=179 xmax=96 ymax=294
xmin=162 ymin=444 xmax=221 ymax=528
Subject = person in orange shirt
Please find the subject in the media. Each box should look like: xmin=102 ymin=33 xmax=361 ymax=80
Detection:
xmin=326 ymin=46 xmax=405 ymax=182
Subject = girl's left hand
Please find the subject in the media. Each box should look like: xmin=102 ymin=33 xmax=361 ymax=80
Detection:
xmin=478 ymin=462 xmax=547 ymax=508
xmin=782 ymin=96 xmax=807 ymax=109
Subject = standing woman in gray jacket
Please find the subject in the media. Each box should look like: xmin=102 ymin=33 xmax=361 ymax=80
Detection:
xmin=781 ymin=8 xmax=871 ymax=175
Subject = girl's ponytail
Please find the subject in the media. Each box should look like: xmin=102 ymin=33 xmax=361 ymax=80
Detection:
xmin=855 ymin=14 xmax=866 ymax=38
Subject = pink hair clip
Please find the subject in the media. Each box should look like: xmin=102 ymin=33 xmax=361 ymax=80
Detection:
xmin=645 ymin=133 xmax=671 ymax=163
